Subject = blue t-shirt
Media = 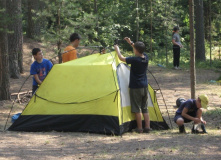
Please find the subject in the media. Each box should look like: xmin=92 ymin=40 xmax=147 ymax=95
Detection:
xmin=30 ymin=59 xmax=53 ymax=86
xmin=176 ymin=99 xmax=198 ymax=115
xmin=126 ymin=53 xmax=148 ymax=88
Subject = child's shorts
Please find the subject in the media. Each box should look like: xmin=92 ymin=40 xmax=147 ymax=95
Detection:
xmin=174 ymin=111 xmax=197 ymax=123
xmin=129 ymin=88 xmax=148 ymax=113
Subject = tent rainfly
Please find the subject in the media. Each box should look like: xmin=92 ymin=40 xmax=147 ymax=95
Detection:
xmin=8 ymin=52 xmax=169 ymax=135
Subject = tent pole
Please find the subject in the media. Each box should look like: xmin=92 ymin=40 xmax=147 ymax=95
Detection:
xmin=4 ymin=75 xmax=31 ymax=131
xmin=147 ymin=69 xmax=173 ymax=129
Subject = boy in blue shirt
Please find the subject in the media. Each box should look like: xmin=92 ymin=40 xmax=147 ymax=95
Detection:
xmin=174 ymin=95 xmax=209 ymax=133
xmin=30 ymin=48 xmax=53 ymax=95
xmin=114 ymin=37 xmax=151 ymax=133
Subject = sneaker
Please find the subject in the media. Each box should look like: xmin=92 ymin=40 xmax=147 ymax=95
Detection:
xmin=191 ymin=128 xmax=202 ymax=134
xmin=191 ymin=127 xmax=207 ymax=134
xmin=143 ymin=128 xmax=152 ymax=133
xmin=132 ymin=128 xmax=143 ymax=133
xmin=179 ymin=125 xmax=186 ymax=133
xmin=177 ymin=67 xmax=181 ymax=70
xmin=201 ymin=124 xmax=208 ymax=134
xmin=191 ymin=125 xmax=204 ymax=134
xmin=174 ymin=66 xmax=178 ymax=70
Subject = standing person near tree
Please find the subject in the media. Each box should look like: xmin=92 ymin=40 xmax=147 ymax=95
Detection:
xmin=62 ymin=33 xmax=81 ymax=63
xmin=114 ymin=37 xmax=151 ymax=133
xmin=172 ymin=26 xmax=183 ymax=70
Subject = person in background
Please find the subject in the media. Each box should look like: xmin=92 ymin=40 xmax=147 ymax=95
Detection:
xmin=114 ymin=37 xmax=151 ymax=133
xmin=172 ymin=26 xmax=183 ymax=70
xmin=30 ymin=48 xmax=53 ymax=95
xmin=174 ymin=95 xmax=209 ymax=134
xmin=62 ymin=33 xmax=81 ymax=63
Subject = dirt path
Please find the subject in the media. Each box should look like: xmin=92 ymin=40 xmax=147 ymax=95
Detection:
xmin=0 ymin=37 xmax=221 ymax=160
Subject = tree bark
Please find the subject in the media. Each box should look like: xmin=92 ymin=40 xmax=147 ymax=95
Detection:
xmin=7 ymin=0 xmax=23 ymax=79
xmin=57 ymin=3 xmax=62 ymax=64
xmin=209 ymin=0 xmax=212 ymax=66
xmin=0 ymin=0 xmax=10 ymax=100
xmin=17 ymin=0 xmax=23 ymax=73
xmin=195 ymin=0 xmax=206 ymax=61
xmin=136 ymin=0 xmax=139 ymax=42
xmin=27 ymin=0 xmax=41 ymax=38
xmin=189 ymin=0 xmax=196 ymax=99
xmin=150 ymin=0 xmax=153 ymax=57
xmin=94 ymin=0 xmax=97 ymax=13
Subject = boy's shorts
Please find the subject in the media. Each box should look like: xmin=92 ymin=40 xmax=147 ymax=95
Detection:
xmin=174 ymin=111 xmax=197 ymax=123
xmin=130 ymin=88 xmax=148 ymax=113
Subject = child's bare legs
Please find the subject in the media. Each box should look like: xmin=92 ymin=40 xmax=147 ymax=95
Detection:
xmin=135 ymin=113 xmax=142 ymax=129
xmin=135 ymin=112 xmax=150 ymax=129
xmin=143 ymin=113 xmax=150 ymax=128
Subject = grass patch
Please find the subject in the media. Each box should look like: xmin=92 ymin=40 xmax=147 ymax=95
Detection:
xmin=122 ymin=48 xmax=221 ymax=71
xmin=204 ymin=108 xmax=221 ymax=117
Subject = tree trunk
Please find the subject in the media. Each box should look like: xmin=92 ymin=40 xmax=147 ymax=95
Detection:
xmin=195 ymin=0 xmax=206 ymax=61
xmin=203 ymin=0 xmax=209 ymax=41
xmin=136 ymin=0 xmax=139 ymax=42
xmin=27 ymin=0 xmax=41 ymax=38
xmin=150 ymin=0 xmax=153 ymax=57
xmin=189 ymin=0 xmax=196 ymax=99
xmin=57 ymin=3 xmax=62 ymax=64
xmin=0 ymin=0 xmax=10 ymax=100
xmin=94 ymin=0 xmax=99 ymax=43
xmin=7 ymin=0 xmax=23 ymax=79
xmin=94 ymin=0 xmax=97 ymax=13
xmin=209 ymin=0 xmax=212 ymax=66
xmin=165 ymin=1 xmax=168 ymax=65
xmin=17 ymin=0 xmax=23 ymax=73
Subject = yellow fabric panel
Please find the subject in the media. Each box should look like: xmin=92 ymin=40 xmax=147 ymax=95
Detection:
xmin=148 ymin=85 xmax=164 ymax=122
xmin=120 ymin=85 xmax=164 ymax=124
xmin=122 ymin=106 xmax=136 ymax=124
xmin=36 ymin=64 xmax=117 ymax=103
xmin=116 ymin=91 xmax=123 ymax=125
xmin=62 ymin=52 xmax=116 ymax=66
xmin=22 ymin=92 xmax=118 ymax=116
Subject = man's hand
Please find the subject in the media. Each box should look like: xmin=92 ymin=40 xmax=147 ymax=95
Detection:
xmin=193 ymin=118 xmax=201 ymax=124
xmin=114 ymin=45 xmax=119 ymax=51
xmin=101 ymin=48 xmax=106 ymax=54
xmin=124 ymin=37 xmax=132 ymax=44
xmin=34 ymin=74 xmax=42 ymax=85
xmin=201 ymin=120 xmax=206 ymax=124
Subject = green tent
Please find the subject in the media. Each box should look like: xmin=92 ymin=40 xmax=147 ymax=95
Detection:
xmin=9 ymin=52 xmax=169 ymax=135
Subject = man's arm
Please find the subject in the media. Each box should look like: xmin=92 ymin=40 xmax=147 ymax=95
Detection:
xmin=114 ymin=45 xmax=126 ymax=62
xmin=33 ymin=74 xmax=42 ymax=85
xmin=181 ymin=107 xmax=201 ymax=123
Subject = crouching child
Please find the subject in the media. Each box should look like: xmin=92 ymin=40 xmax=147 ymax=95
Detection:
xmin=174 ymin=95 xmax=209 ymax=133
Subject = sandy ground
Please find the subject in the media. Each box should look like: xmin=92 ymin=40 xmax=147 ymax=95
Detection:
xmin=0 ymin=37 xmax=221 ymax=160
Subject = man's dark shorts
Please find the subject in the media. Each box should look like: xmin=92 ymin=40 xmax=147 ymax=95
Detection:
xmin=174 ymin=111 xmax=197 ymax=123
xmin=130 ymin=88 xmax=148 ymax=113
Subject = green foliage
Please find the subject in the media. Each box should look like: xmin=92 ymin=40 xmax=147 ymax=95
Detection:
xmin=203 ymin=108 xmax=221 ymax=117
xmin=18 ymin=0 xmax=221 ymax=66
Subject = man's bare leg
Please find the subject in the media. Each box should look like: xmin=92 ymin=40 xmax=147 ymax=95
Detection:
xmin=135 ymin=112 xmax=142 ymax=129
xmin=143 ymin=113 xmax=150 ymax=128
